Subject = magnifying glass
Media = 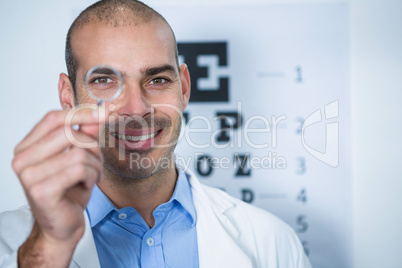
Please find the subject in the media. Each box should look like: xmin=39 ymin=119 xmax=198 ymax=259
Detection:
xmin=85 ymin=65 xmax=123 ymax=106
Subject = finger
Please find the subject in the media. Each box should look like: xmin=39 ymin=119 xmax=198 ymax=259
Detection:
xmin=13 ymin=128 xmax=100 ymax=174
xmin=15 ymin=107 xmax=105 ymax=155
xmin=19 ymin=147 xmax=103 ymax=190
xmin=29 ymin=164 xmax=99 ymax=211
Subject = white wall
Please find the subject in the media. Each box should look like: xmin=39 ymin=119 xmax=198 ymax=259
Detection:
xmin=350 ymin=0 xmax=402 ymax=267
xmin=0 ymin=0 xmax=401 ymax=267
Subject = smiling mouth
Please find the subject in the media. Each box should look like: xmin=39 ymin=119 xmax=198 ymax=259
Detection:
xmin=111 ymin=130 xmax=161 ymax=142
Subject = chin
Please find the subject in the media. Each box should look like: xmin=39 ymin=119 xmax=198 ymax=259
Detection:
xmin=102 ymin=147 xmax=175 ymax=180
xmin=103 ymin=161 xmax=162 ymax=180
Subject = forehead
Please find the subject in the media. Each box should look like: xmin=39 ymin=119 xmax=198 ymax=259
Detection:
xmin=71 ymin=20 xmax=176 ymax=75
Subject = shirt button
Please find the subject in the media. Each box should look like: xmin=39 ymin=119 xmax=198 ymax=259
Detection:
xmin=147 ymin=237 xmax=154 ymax=247
xmin=118 ymin=213 xmax=127 ymax=220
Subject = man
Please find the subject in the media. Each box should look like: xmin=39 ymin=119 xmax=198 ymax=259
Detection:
xmin=0 ymin=0 xmax=311 ymax=267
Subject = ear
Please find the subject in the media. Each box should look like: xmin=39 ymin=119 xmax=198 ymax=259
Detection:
xmin=179 ymin=63 xmax=191 ymax=111
xmin=58 ymin=73 xmax=75 ymax=110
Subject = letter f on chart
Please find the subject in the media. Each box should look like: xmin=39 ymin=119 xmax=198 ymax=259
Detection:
xmin=301 ymin=100 xmax=339 ymax=167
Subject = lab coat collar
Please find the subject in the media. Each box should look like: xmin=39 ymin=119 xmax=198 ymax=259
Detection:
xmin=71 ymin=213 xmax=100 ymax=268
xmin=70 ymin=168 xmax=253 ymax=268
xmin=185 ymin=168 xmax=254 ymax=268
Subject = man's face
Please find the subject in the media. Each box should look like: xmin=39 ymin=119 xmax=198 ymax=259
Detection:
xmin=71 ymin=20 xmax=189 ymax=179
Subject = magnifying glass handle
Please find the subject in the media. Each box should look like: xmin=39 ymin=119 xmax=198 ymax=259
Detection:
xmin=97 ymin=100 xmax=102 ymax=106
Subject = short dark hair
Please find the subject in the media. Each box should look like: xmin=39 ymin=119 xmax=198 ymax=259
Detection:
xmin=65 ymin=0 xmax=179 ymax=99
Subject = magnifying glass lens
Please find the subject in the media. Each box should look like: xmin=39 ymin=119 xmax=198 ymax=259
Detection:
xmin=85 ymin=65 xmax=123 ymax=104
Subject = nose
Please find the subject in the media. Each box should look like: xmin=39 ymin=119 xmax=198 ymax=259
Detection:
xmin=113 ymin=82 xmax=152 ymax=118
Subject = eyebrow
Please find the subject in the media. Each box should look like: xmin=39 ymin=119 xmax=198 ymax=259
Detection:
xmin=82 ymin=64 xmax=177 ymax=82
xmin=83 ymin=67 xmax=126 ymax=82
xmin=91 ymin=67 xmax=119 ymax=75
xmin=142 ymin=64 xmax=178 ymax=77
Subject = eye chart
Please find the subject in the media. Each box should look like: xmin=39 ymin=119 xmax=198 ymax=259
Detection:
xmin=162 ymin=3 xmax=352 ymax=267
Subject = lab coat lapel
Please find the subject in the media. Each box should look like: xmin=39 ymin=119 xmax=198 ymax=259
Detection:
xmin=70 ymin=213 xmax=100 ymax=268
xmin=69 ymin=170 xmax=253 ymax=268
xmin=187 ymin=171 xmax=253 ymax=268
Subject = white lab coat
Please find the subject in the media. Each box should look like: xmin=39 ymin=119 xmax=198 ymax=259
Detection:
xmin=0 ymin=170 xmax=311 ymax=268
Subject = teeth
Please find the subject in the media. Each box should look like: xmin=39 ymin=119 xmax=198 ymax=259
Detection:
xmin=113 ymin=132 xmax=158 ymax=141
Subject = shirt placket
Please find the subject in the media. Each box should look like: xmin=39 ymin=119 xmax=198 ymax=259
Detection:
xmin=140 ymin=208 xmax=169 ymax=268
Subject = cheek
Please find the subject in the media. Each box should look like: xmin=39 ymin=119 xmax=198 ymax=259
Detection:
xmin=76 ymin=87 xmax=98 ymax=105
xmin=147 ymin=82 xmax=184 ymax=106
xmin=156 ymin=104 xmax=184 ymax=124
xmin=80 ymin=96 xmax=96 ymax=104
xmin=151 ymin=90 xmax=184 ymax=111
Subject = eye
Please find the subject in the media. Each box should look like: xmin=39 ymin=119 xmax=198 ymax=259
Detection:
xmin=93 ymin=77 xmax=112 ymax=84
xmin=150 ymin=77 xmax=167 ymax=85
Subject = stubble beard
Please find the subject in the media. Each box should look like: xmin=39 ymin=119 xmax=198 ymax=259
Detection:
xmin=100 ymin=115 xmax=181 ymax=181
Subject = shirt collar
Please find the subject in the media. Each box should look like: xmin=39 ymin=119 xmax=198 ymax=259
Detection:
xmin=171 ymin=168 xmax=197 ymax=226
xmin=86 ymin=168 xmax=197 ymax=228
xmin=86 ymin=184 xmax=116 ymax=228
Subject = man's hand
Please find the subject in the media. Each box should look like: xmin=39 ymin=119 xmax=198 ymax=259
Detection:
xmin=11 ymin=108 xmax=105 ymax=267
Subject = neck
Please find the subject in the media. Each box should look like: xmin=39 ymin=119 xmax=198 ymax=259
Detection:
xmin=97 ymin=156 xmax=178 ymax=228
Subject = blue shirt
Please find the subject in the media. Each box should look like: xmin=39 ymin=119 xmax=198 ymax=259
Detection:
xmin=86 ymin=170 xmax=199 ymax=268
